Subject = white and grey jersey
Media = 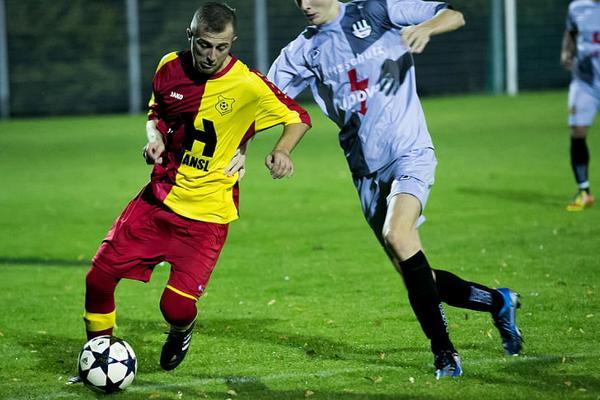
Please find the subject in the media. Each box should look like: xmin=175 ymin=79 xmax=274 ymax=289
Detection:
xmin=268 ymin=0 xmax=448 ymax=177
xmin=566 ymin=0 xmax=600 ymax=88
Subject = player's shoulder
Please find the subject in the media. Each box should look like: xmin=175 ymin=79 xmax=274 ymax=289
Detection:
xmin=353 ymin=0 xmax=389 ymax=18
xmin=569 ymin=0 xmax=595 ymax=13
xmin=287 ymin=27 xmax=319 ymax=52
xmin=155 ymin=51 xmax=180 ymax=72
xmin=228 ymin=59 xmax=269 ymax=91
xmin=272 ymin=27 xmax=316 ymax=67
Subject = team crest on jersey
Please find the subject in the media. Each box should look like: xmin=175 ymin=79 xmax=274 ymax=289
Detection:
xmin=352 ymin=19 xmax=372 ymax=39
xmin=215 ymin=95 xmax=235 ymax=116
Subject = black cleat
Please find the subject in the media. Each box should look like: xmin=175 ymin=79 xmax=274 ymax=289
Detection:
xmin=160 ymin=322 xmax=195 ymax=371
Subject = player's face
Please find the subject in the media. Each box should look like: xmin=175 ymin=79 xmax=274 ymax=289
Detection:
xmin=187 ymin=23 xmax=237 ymax=75
xmin=295 ymin=0 xmax=339 ymax=25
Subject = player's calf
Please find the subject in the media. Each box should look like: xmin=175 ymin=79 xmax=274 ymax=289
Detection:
xmin=159 ymin=286 xmax=198 ymax=370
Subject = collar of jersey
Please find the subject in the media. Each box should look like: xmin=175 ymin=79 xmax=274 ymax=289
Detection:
xmin=209 ymin=55 xmax=237 ymax=80
xmin=316 ymin=2 xmax=346 ymax=31
xmin=181 ymin=51 xmax=237 ymax=83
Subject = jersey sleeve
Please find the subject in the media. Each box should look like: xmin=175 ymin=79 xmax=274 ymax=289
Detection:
xmin=386 ymin=0 xmax=449 ymax=27
xmin=147 ymin=52 xmax=179 ymax=121
xmin=252 ymin=71 xmax=311 ymax=132
xmin=267 ymin=40 xmax=314 ymax=99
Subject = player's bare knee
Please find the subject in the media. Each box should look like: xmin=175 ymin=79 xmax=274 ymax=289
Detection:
xmin=382 ymin=225 xmax=412 ymax=256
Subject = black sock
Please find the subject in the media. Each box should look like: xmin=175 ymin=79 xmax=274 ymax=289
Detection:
xmin=434 ymin=269 xmax=503 ymax=315
xmin=571 ymin=137 xmax=590 ymax=189
xmin=399 ymin=251 xmax=454 ymax=353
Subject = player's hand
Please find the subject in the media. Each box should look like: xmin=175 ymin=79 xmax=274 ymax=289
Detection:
xmin=143 ymin=138 xmax=165 ymax=165
xmin=224 ymin=143 xmax=248 ymax=181
xmin=560 ymin=51 xmax=573 ymax=71
xmin=402 ymin=25 xmax=432 ymax=54
xmin=265 ymin=149 xmax=294 ymax=179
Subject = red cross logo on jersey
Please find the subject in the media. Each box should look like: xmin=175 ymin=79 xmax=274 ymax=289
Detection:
xmin=348 ymin=68 xmax=368 ymax=115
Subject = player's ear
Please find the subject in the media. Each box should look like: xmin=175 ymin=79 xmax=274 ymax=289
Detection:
xmin=186 ymin=28 xmax=192 ymax=41
xmin=232 ymin=35 xmax=238 ymax=43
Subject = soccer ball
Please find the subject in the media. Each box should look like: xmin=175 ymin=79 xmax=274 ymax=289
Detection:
xmin=77 ymin=335 xmax=137 ymax=393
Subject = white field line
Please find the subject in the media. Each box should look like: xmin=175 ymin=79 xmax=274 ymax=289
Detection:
xmin=5 ymin=353 xmax=597 ymax=399
xmin=128 ymin=352 xmax=599 ymax=393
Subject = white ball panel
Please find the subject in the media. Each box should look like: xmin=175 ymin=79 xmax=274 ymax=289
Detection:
xmin=78 ymin=349 xmax=96 ymax=372
xmin=109 ymin=342 xmax=128 ymax=362
xmin=86 ymin=366 xmax=107 ymax=387
xmin=119 ymin=371 xmax=135 ymax=389
xmin=107 ymin=362 xmax=128 ymax=382
xmin=88 ymin=336 xmax=111 ymax=353
xmin=123 ymin=340 xmax=136 ymax=359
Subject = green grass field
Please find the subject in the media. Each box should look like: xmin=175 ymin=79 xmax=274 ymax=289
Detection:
xmin=0 ymin=91 xmax=598 ymax=400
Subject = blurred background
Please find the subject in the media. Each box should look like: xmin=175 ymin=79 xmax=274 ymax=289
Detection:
xmin=0 ymin=0 xmax=570 ymax=118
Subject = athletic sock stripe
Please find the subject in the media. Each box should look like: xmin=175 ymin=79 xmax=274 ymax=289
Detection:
xmin=166 ymin=285 xmax=198 ymax=301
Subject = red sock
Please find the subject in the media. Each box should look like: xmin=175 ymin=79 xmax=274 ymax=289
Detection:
xmin=84 ymin=267 xmax=119 ymax=339
xmin=160 ymin=287 xmax=197 ymax=328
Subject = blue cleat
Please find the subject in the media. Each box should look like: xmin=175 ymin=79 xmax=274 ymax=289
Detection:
xmin=434 ymin=350 xmax=463 ymax=379
xmin=494 ymin=288 xmax=522 ymax=356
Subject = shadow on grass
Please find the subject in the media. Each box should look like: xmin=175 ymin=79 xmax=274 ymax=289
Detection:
xmin=456 ymin=187 xmax=564 ymax=206
xmin=0 ymin=256 xmax=90 ymax=267
xmin=480 ymin=354 xmax=600 ymax=393
xmin=116 ymin=316 xmax=426 ymax=372
xmin=133 ymin=376 xmax=445 ymax=400
xmin=16 ymin=319 xmax=600 ymax=400
xmin=16 ymin=333 xmax=83 ymax=376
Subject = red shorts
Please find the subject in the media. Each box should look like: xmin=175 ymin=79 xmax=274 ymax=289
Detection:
xmin=92 ymin=187 xmax=229 ymax=300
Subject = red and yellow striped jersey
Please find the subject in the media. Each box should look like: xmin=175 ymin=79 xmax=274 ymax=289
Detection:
xmin=147 ymin=50 xmax=310 ymax=224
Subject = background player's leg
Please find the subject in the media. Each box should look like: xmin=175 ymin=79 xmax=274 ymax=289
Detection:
xmin=84 ymin=267 xmax=119 ymax=339
xmin=567 ymin=126 xmax=594 ymax=211
xmin=566 ymin=80 xmax=595 ymax=210
xmin=571 ymin=126 xmax=591 ymax=192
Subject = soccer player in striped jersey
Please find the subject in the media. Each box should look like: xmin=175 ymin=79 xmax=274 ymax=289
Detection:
xmin=561 ymin=0 xmax=599 ymax=211
xmin=267 ymin=0 xmax=521 ymax=378
xmin=81 ymin=2 xmax=311 ymax=373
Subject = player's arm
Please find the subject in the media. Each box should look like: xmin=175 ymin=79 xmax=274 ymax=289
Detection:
xmin=402 ymin=8 xmax=465 ymax=54
xmin=561 ymin=30 xmax=576 ymax=71
xmin=143 ymin=119 xmax=165 ymax=165
xmin=143 ymin=54 xmax=178 ymax=165
xmin=265 ymin=122 xmax=311 ymax=179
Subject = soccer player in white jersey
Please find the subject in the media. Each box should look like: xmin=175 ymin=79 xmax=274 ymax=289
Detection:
xmin=267 ymin=0 xmax=522 ymax=378
xmin=561 ymin=0 xmax=599 ymax=211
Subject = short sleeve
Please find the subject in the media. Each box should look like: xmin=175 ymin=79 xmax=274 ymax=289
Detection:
xmin=252 ymin=71 xmax=311 ymax=132
xmin=386 ymin=0 xmax=449 ymax=27
xmin=267 ymin=40 xmax=314 ymax=99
